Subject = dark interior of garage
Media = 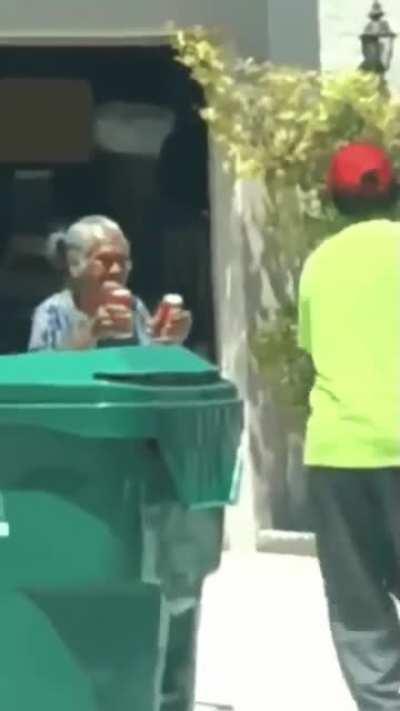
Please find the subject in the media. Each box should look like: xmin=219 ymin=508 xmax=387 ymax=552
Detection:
xmin=0 ymin=45 xmax=214 ymax=356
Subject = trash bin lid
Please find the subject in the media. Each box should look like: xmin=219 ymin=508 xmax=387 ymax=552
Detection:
xmin=0 ymin=346 xmax=243 ymax=507
xmin=0 ymin=343 xmax=233 ymax=393
xmin=0 ymin=345 xmax=219 ymax=394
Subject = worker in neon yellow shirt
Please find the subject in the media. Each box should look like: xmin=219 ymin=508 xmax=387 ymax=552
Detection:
xmin=298 ymin=143 xmax=400 ymax=710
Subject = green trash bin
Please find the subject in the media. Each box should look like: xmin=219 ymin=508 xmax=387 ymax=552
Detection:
xmin=0 ymin=345 xmax=242 ymax=711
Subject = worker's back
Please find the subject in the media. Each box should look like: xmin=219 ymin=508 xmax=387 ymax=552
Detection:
xmin=299 ymin=219 xmax=400 ymax=467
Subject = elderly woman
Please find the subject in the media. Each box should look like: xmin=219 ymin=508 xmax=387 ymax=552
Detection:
xmin=28 ymin=215 xmax=191 ymax=351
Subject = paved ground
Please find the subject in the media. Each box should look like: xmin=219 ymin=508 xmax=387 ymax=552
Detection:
xmin=195 ymin=552 xmax=356 ymax=711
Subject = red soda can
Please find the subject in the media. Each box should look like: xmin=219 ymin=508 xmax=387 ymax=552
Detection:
xmin=154 ymin=294 xmax=184 ymax=334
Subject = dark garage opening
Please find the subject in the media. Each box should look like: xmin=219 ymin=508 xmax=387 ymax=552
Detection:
xmin=0 ymin=44 xmax=215 ymax=357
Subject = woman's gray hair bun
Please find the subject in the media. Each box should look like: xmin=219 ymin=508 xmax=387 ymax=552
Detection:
xmin=46 ymin=229 xmax=67 ymax=270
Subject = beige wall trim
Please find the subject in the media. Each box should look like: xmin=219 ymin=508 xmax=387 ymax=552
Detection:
xmin=0 ymin=30 xmax=173 ymax=47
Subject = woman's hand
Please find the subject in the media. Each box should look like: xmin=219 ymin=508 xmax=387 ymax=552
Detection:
xmin=91 ymin=304 xmax=134 ymax=341
xmin=150 ymin=309 xmax=192 ymax=345
xmin=59 ymin=304 xmax=133 ymax=350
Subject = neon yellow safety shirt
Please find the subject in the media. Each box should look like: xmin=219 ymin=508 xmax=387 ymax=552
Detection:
xmin=298 ymin=219 xmax=400 ymax=468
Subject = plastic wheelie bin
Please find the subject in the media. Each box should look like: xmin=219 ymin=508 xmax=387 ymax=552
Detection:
xmin=0 ymin=345 xmax=242 ymax=711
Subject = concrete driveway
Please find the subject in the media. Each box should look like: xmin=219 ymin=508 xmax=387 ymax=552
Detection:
xmin=195 ymin=552 xmax=356 ymax=711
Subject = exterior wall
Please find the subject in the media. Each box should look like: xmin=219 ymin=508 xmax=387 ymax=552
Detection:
xmin=319 ymin=0 xmax=400 ymax=91
xmin=208 ymin=0 xmax=321 ymax=542
xmin=267 ymin=0 xmax=320 ymax=68
xmin=0 ymin=0 xmax=326 ymax=70
xmin=209 ymin=145 xmax=258 ymax=551
xmin=210 ymin=144 xmax=297 ymax=543
xmin=0 ymin=0 xmax=269 ymax=59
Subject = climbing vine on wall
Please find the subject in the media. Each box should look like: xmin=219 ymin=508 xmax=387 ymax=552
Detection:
xmin=173 ymin=27 xmax=400 ymax=407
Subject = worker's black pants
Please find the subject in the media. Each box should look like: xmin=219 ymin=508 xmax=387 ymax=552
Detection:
xmin=309 ymin=468 xmax=400 ymax=710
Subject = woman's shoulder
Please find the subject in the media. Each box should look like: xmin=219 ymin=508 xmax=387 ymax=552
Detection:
xmin=33 ymin=290 xmax=74 ymax=317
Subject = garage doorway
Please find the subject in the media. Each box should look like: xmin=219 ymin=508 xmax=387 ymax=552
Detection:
xmin=0 ymin=40 xmax=215 ymax=357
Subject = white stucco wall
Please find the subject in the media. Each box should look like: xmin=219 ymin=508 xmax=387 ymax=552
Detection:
xmin=209 ymin=145 xmax=259 ymax=551
xmin=319 ymin=0 xmax=400 ymax=93
xmin=210 ymin=139 xmax=301 ymax=541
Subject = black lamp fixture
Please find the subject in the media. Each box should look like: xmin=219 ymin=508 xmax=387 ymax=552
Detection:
xmin=360 ymin=1 xmax=397 ymax=74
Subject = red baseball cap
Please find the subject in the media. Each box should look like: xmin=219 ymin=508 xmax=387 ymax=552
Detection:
xmin=327 ymin=143 xmax=395 ymax=198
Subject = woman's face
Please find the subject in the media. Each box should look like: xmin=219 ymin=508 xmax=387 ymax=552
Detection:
xmin=80 ymin=230 xmax=132 ymax=288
